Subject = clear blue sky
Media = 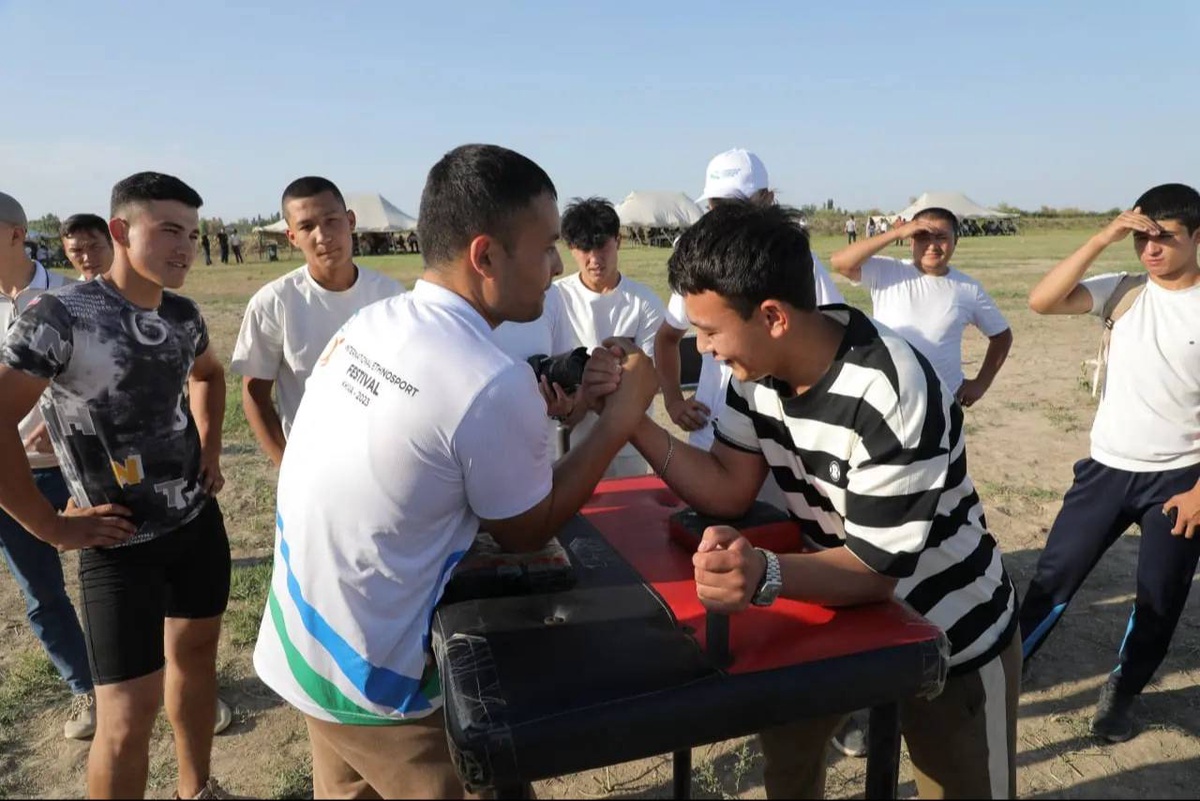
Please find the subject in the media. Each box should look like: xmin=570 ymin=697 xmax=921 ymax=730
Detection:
xmin=3 ymin=0 xmax=1197 ymax=221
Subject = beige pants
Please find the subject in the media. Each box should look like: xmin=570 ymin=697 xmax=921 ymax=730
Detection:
xmin=758 ymin=629 xmax=1022 ymax=799
xmin=305 ymin=710 xmax=483 ymax=800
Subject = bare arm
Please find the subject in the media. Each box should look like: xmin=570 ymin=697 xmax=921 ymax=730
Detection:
xmin=693 ymin=526 xmax=898 ymax=613
xmin=628 ymin=415 xmax=767 ymax=519
xmin=189 ymin=348 xmax=226 ymax=493
xmin=242 ymin=376 xmax=287 ymax=467
xmin=654 ymin=322 xmax=709 ymax=431
xmin=1028 ymin=208 xmax=1162 ymax=315
xmin=957 ymin=328 xmax=1014 ymax=407
xmin=830 ymin=218 xmax=938 ymax=281
xmin=480 ymin=350 xmax=660 ymax=553
xmin=0 ymin=366 xmax=134 ymax=548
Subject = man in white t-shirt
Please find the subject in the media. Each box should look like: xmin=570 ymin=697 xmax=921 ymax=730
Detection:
xmin=252 ymin=145 xmax=659 ymax=799
xmin=656 ymin=149 xmax=844 ymax=452
xmin=844 ymin=216 xmax=857 ymax=244
xmin=830 ymin=206 xmax=1012 ymax=406
xmin=231 ymin=177 xmax=403 ymax=467
xmin=1020 ymin=184 xmax=1200 ymax=744
xmin=554 ymin=196 xmax=666 ymax=477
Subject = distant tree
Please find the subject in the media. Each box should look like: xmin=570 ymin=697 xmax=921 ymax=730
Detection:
xmin=826 ymin=198 xmax=834 ymax=211
xmin=994 ymin=202 xmax=1024 ymax=215
xmin=27 ymin=213 xmax=62 ymax=237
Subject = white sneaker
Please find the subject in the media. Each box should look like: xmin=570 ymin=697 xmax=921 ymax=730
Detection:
xmin=214 ymin=697 xmax=233 ymax=735
xmin=177 ymin=777 xmax=234 ymax=799
xmin=63 ymin=691 xmax=96 ymax=740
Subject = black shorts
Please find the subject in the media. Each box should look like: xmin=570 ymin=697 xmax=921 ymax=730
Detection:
xmin=78 ymin=499 xmax=231 ymax=685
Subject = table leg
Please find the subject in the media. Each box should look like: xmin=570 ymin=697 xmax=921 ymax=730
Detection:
xmin=673 ymin=749 xmax=691 ymax=799
xmin=864 ymin=703 xmax=900 ymax=799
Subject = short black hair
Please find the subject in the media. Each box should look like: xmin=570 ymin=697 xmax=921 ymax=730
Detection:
xmin=110 ymin=172 xmax=203 ymax=216
xmin=668 ymin=201 xmax=814 ymax=319
xmin=561 ymin=197 xmax=620 ymax=251
xmin=60 ymin=213 xmax=112 ymax=243
xmin=281 ymin=176 xmax=346 ymax=219
xmin=1134 ymin=183 xmax=1200 ymax=233
xmin=913 ymin=206 xmax=959 ymax=238
xmin=417 ymin=144 xmax=557 ymax=267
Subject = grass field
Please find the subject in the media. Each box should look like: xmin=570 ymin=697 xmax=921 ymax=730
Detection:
xmin=6 ymin=226 xmax=1199 ymax=799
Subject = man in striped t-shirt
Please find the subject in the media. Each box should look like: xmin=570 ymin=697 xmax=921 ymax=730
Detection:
xmin=586 ymin=202 xmax=1020 ymax=799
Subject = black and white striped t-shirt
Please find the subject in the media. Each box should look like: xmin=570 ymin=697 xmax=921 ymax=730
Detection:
xmin=715 ymin=305 xmax=1016 ymax=675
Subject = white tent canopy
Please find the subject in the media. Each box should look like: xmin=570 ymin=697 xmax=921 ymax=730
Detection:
xmin=897 ymin=191 xmax=1016 ymax=221
xmin=615 ymin=191 xmax=706 ymax=228
xmin=252 ymin=192 xmax=418 ymax=235
xmin=345 ymin=192 xmax=418 ymax=232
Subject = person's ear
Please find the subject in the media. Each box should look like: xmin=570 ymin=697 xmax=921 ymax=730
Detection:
xmin=346 ymin=209 xmax=357 ymax=232
xmin=468 ymin=234 xmax=499 ymax=280
xmin=759 ymin=300 xmax=790 ymax=337
xmin=109 ymin=218 xmax=131 ymax=249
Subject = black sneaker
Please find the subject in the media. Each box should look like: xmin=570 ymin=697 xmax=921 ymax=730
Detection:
xmin=1090 ymin=682 xmax=1136 ymax=743
xmin=831 ymin=710 xmax=869 ymax=758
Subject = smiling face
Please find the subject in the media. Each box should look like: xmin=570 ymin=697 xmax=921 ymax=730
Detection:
xmin=910 ymin=216 xmax=957 ymax=274
xmin=683 ymin=290 xmax=778 ymax=383
xmin=284 ymin=191 xmax=356 ymax=276
xmin=1134 ymin=219 xmax=1200 ymax=280
xmin=113 ymin=200 xmax=200 ymax=290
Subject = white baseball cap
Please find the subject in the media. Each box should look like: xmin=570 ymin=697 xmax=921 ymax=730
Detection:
xmin=698 ymin=149 xmax=769 ymax=202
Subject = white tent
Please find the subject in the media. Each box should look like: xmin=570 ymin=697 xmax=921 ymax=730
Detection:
xmin=345 ymin=192 xmax=418 ymax=232
xmin=897 ymin=191 xmax=1016 ymax=221
xmin=254 ymin=218 xmax=288 ymax=234
xmin=252 ymin=193 xmax=418 ymax=235
xmin=615 ymin=191 xmax=706 ymax=228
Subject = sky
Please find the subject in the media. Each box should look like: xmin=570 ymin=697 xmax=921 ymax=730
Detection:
xmin=2 ymin=0 xmax=1198 ymax=221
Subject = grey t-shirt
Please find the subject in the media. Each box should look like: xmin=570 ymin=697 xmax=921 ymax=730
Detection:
xmin=0 ymin=278 xmax=210 ymax=545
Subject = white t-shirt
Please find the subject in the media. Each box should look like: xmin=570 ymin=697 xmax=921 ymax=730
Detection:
xmin=855 ymin=256 xmax=1009 ymax=393
xmin=230 ymin=264 xmax=403 ymax=437
xmin=492 ymin=285 xmax=573 ymax=452
xmin=555 ymin=272 xmax=666 ymax=475
xmin=1083 ymin=273 xmax=1200 ymax=472
xmin=0 ymin=261 xmax=73 ymax=469
xmin=253 ymin=280 xmax=553 ymax=724
xmin=491 ymin=283 xmax=572 ymax=362
xmin=664 ymin=256 xmax=845 ymax=450
xmin=845 ymin=219 xmax=856 ymax=233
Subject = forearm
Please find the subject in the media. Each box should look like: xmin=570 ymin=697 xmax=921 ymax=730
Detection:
xmin=973 ymin=329 xmax=1013 ymax=387
xmin=538 ymin=413 xmax=641 ymax=535
xmin=654 ymin=328 xmax=686 ymax=406
xmin=1028 ymin=235 xmax=1107 ymax=313
xmin=242 ymin=388 xmax=287 ymax=467
xmin=830 ymin=229 xmax=901 ymax=277
xmin=779 ymin=547 xmax=896 ymax=607
xmin=190 ymin=375 xmax=226 ymax=455
xmin=629 ymin=417 xmax=753 ymax=518
xmin=0 ymin=429 xmax=59 ymax=541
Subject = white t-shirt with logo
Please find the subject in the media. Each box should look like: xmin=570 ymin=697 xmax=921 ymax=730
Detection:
xmin=253 ymin=280 xmax=553 ymax=724
xmin=664 ymin=256 xmax=845 ymax=450
xmin=0 ymin=261 xmax=72 ymax=469
xmin=230 ymin=264 xmax=403 ymax=437
xmin=855 ymin=256 xmax=1009 ymax=393
xmin=554 ymin=272 xmax=666 ymax=476
xmin=1083 ymin=273 xmax=1200 ymax=472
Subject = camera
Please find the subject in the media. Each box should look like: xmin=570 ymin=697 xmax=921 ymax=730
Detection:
xmin=526 ymin=347 xmax=589 ymax=393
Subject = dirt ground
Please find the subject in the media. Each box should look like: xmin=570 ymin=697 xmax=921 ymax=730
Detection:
xmin=1 ymin=233 xmax=1198 ymax=798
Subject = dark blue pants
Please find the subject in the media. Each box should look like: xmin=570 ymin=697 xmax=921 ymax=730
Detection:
xmin=1020 ymin=458 xmax=1200 ymax=695
xmin=0 ymin=468 xmax=93 ymax=694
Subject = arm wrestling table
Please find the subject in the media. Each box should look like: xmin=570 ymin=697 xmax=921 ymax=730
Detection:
xmin=432 ymin=476 xmax=949 ymax=798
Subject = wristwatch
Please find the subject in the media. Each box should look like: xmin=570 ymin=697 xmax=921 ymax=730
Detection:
xmin=750 ymin=548 xmax=782 ymax=607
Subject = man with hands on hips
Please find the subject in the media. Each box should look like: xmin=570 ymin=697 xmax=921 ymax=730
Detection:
xmin=584 ymin=201 xmax=1020 ymax=800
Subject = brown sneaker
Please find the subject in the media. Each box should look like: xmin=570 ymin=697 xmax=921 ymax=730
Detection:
xmin=63 ymin=691 xmax=96 ymax=740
